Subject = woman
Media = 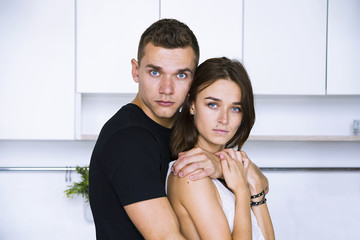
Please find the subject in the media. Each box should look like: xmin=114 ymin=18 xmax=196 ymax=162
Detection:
xmin=166 ymin=57 xmax=275 ymax=239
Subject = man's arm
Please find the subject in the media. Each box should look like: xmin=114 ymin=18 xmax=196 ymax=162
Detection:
xmin=101 ymin=127 xmax=186 ymax=239
xmin=124 ymin=197 xmax=186 ymax=240
xmin=172 ymin=147 xmax=269 ymax=194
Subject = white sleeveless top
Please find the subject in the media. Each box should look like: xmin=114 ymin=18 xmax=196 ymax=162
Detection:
xmin=166 ymin=161 xmax=265 ymax=240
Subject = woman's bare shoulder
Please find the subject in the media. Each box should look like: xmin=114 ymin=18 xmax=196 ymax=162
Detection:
xmin=167 ymin=170 xmax=217 ymax=201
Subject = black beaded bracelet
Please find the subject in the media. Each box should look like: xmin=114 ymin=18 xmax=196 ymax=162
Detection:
xmin=251 ymin=196 xmax=267 ymax=207
xmin=251 ymin=190 xmax=265 ymax=199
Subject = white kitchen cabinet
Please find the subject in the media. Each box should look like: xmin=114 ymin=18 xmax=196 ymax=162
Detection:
xmin=0 ymin=0 xmax=75 ymax=139
xmin=76 ymin=0 xmax=159 ymax=93
xmin=327 ymin=0 xmax=360 ymax=95
xmin=264 ymin=171 xmax=360 ymax=239
xmin=161 ymin=0 xmax=243 ymax=64
xmin=244 ymin=0 xmax=327 ymax=95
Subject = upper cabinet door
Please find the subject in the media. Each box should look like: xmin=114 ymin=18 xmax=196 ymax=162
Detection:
xmin=244 ymin=0 xmax=327 ymax=95
xmin=161 ymin=0 xmax=244 ymax=63
xmin=76 ymin=0 xmax=159 ymax=93
xmin=327 ymin=0 xmax=360 ymax=95
xmin=0 ymin=0 xmax=75 ymax=140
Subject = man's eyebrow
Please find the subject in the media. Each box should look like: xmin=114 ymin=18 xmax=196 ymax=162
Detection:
xmin=178 ymin=68 xmax=193 ymax=74
xmin=205 ymin=96 xmax=242 ymax=105
xmin=145 ymin=64 xmax=162 ymax=71
xmin=145 ymin=64 xmax=193 ymax=74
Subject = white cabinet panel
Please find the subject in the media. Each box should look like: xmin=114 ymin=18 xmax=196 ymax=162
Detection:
xmin=327 ymin=0 xmax=360 ymax=95
xmin=161 ymin=0 xmax=243 ymax=63
xmin=76 ymin=0 xmax=159 ymax=93
xmin=265 ymin=171 xmax=360 ymax=239
xmin=244 ymin=0 xmax=327 ymax=95
xmin=0 ymin=0 xmax=75 ymax=139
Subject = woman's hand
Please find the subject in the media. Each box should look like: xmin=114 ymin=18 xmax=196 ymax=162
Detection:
xmin=239 ymin=151 xmax=269 ymax=195
xmin=218 ymin=149 xmax=249 ymax=196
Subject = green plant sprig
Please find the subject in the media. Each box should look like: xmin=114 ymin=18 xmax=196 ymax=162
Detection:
xmin=64 ymin=166 xmax=89 ymax=202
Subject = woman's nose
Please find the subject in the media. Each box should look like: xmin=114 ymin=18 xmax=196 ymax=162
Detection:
xmin=218 ymin=109 xmax=228 ymax=125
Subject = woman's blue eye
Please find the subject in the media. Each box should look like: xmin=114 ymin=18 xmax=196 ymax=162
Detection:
xmin=232 ymin=106 xmax=242 ymax=112
xmin=177 ymin=73 xmax=187 ymax=79
xmin=208 ymin=103 xmax=217 ymax=109
xmin=150 ymin=70 xmax=160 ymax=76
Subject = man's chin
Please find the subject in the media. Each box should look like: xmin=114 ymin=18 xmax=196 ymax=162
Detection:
xmin=156 ymin=108 xmax=179 ymax=119
xmin=157 ymin=112 xmax=177 ymax=119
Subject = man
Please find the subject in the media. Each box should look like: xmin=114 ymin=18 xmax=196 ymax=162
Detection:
xmin=90 ymin=18 xmax=208 ymax=239
xmin=89 ymin=19 xmax=267 ymax=239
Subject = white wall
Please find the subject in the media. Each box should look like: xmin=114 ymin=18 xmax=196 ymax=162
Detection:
xmin=0 ymin=141 xmax=96 ymax=239
xmin=243 ymin=140 xmax=360 ymax=239
xmin=1 ymin=96 xmax=359 ymax=240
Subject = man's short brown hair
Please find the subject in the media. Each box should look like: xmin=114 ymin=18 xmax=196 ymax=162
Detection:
xmin=137 ymin=19 xmax=200 ymax=67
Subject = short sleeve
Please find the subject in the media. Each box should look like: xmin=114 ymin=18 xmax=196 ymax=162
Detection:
xmin=99 ymin=127 xmax=166 ymax=206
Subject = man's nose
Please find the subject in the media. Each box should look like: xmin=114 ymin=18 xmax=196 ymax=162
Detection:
xmin=159 ymin=75 xmax=174 ymax=95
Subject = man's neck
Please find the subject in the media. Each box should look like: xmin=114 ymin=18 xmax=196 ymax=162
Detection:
xmin=132 ymin=94 xmax=176 ymax=129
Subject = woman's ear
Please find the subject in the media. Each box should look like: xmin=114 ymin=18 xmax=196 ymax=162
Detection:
xmin=131 ymin=59 xmax=139 ymax=83
xmin=190 ymin=102 xmax=195 ymax=115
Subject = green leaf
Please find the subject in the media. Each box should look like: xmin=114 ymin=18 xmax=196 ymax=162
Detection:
xmin=64 ymin=166 xmax=89 ymax=202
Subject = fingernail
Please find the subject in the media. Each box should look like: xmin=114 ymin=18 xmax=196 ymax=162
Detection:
xmin=179 ymin=172 xmax=183 ymax=177
xmin=189 ymin=175 xmax=194 ymax=180
xmin=219 ymin=154 xmax=224 ymax=159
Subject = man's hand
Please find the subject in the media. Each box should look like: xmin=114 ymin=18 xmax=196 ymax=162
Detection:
xmin=171 ymin=147 xmax=222 ymax=180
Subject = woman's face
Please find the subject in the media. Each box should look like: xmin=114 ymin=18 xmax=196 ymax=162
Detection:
xmin=190 ymin=79 xmax=243 ymax=153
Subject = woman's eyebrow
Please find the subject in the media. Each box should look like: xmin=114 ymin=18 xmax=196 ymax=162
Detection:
xmin=204 ymin=96 xmax=221 ymax=101
xmin=204 ymin=96 xmax=242 ymax=105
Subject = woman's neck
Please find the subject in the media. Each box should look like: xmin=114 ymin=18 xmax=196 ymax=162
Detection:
xmin=195 ymin=141 xmax=224 ymax=153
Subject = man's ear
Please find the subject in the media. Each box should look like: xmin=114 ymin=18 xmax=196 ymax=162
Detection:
xmin=131 ymin=59 xmax=139 ymax=83
xmin=190 ymin=102 xmax=195 ymax=115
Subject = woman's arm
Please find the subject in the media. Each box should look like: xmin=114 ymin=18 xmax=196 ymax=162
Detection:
xmin=220 ymin=151 xmax=252 ymax=240
xmin=168 ymin=150 xmax=259 ymax=240
xmin=251 ymin=200 xmax=275 ymax=240
xmin=167 ymin=170 xmax=233 ymax=240
xmin=240 ymin=151 xmax=275 ymax=240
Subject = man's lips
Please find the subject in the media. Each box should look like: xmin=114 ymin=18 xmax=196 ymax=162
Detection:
xmin=156 ymin=100 xmax=174 ymax=106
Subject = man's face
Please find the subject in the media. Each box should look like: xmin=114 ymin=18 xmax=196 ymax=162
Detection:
xmin=132 ymin=43 xmax=196 ymax=127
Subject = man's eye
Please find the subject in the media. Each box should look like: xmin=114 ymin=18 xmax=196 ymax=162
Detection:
xmin=177 ymin=73 xmax=187 ymax=79
xmin=150 ymin=70 xmax=160 ymax=76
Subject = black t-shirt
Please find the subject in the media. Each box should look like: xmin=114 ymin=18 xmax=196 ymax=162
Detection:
xmin=89 ymin=103 xmax=172 ymax=239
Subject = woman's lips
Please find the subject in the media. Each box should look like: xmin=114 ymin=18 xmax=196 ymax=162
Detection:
xmin=213 ymin=129 xmax=229 ymax=135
